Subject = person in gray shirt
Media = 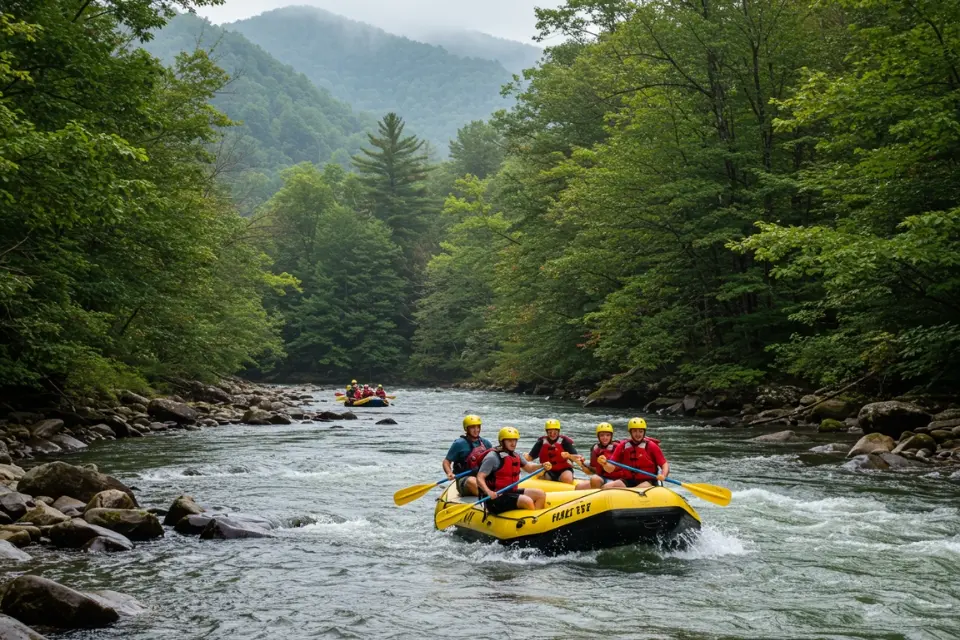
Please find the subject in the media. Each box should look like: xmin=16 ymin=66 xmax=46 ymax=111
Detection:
xmin=477 ymin=427 xmax=551 ymax=514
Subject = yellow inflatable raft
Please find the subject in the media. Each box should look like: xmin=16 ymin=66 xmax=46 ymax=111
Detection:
xmin=435 ymin=477 xmax=701 ymax=553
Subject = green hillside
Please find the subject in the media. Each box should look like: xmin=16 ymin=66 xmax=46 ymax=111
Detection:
xmin=143 ymin=13 xmax=374 ymax=198
xmin=228 ymin=6 xmax=513 ymax=148
xmin=413 ymin=28 xmax=543 ymax=74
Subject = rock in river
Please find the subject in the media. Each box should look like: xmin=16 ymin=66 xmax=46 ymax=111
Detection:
xmin=84 ymin=490 xmax=135 ymax=512
xmin=0 ymin=614 xmax=47 ymax=639
xmin=0 ymin=540 xmax=31 ymax=562
xmin=17 ymin=462 xmax=137 ymax=505
xmin=164 ymin=495 xmax=204 ymax=526
xmin=17 ymin=504 xmax=70 ymax=527
xmin=749 ymin=430 xmax=801 ymax=443
xmin=198 ymin=516 xmax=273 ymax=540
xmin=847 ymin=433 xmax=895 ymax=458
xmin=147 ymin=398 xmax=198 ymax=424
xmin=857 ymin=401 xmax=931 ymax=438
xmin=0 ymin=575 xmax=119 ymax=629
xmin=83 ymin=509 xmax=163 ymax=541
xmin=843 ymin=453 xmax=890 ymax=471
xmin=48 ymin=519 xmax=134 ymax=550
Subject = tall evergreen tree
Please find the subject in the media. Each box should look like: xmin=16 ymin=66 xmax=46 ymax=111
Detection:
xmin=352 ymin=113 xmax=432 ymax=271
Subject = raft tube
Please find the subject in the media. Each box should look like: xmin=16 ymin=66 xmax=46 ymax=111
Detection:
xmin=345 ymin=396 xmax=388 ymax=407
xmin=435 ymin=478 xmax=700 ymax=553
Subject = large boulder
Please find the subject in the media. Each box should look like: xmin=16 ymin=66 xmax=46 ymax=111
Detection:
xmin=847 ymin=433 xmax=895 ymax=458
xmin=0 ymin=575 xmax=119 ymax=628
xmin=82 ymin=509 xmax=163 ymax=541
xmin=755 ymin=385 xmax=803 ymax=409
xmin=749 ymin=430 xmax=800 ymax=443
xmin=857 ymin=401 xmax=931 ymax=438
xmin=48 ymin=519 xmax=134 ymax=550
xmin=24 ymin=439 xmax=61 ymax=455
xmin=0 ymin=531 xmax=30 ymax=548
xmin=17 ymin=504 xmax=70 ymax=527
xmin=163 ymin=495 xmax=204 ymax=526
xmin=810 ymin=399 xmax=854 ymax=421
xmin=17 ymin=462 xmax=137 ymax=505
xmin=878 ymin=453 xmax=927 ymax=469
xmin=84 ymin=490 xmax=135 ymax=512
xmin=118 ymin=390 xmax=150 ymax=406
xmin=28 ymin=419 xmax=63 ymax=440
xmin=199 ymin=516 xmax=272 ymax=540
xmin=147 ymin=398 xmax=197 ymax=424
xmin=0 ymin=614 xmax=47 ymax=639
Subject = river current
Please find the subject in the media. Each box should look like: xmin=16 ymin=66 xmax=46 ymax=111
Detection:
xmin=16 ymin=388 xmax=960 ymax=639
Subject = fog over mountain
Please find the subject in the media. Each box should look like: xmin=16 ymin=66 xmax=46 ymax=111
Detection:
xmin=198 ymin=0 xmax=563 ymax=45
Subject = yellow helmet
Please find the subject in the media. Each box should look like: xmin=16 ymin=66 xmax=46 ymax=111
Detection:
xmin=351 ymin=379 xmax=357 ymax=384
xmin=596 ymin=422 xmax=614 ymax=435
xmin=463 ymin=415 xmax=482 ymax=431
xmin=544 ymin=419 xmax=561 ymax=432
xmin=628 ymin=417 xmax=647 ymax=431
xmin=498 ymin=426 xmax=520 ymax=442
xmin=377 ymin=384 xmax=382 ymax=388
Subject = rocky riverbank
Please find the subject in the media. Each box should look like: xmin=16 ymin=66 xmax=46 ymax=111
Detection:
xmin=0 ymin=378 xmax=358 ymax=637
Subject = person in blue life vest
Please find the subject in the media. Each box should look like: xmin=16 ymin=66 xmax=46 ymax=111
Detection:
xmin=477 ymin=427 xmax=551 ymax=514
xmin=597 ymin=418 xmax=670 ymax=488
xmin=525 ymin=419 xmax=580 ymax=483
xmin=442 ymin=415 xmax=493 ymax=497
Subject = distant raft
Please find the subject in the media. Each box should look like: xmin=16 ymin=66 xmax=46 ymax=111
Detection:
xmin=434 ymin=478 xmax=700 ymax=553
xmin=345 ymin=396 xmax=389 ymax=407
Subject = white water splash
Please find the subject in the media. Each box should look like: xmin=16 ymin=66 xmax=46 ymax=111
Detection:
xmin=662 ymin=525 xmax=751 ymax=560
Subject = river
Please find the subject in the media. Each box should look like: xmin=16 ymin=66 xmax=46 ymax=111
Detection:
xmin=17 ymin=388 xmax=960 ymax=639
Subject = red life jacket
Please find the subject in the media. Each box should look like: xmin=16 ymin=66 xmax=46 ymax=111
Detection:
xmin=376 ymin=389 xmax=386 ymax=398
xmin=535 ymin=435 xmax=573 ymax=472
xmin=453 ymin=436 xmax=491 ymax=474
xmin=362 ymin=388 xmax=374 ymax=398
xmin=619 ymin=437 xmax=663 ymax=481
xmin=590 ymin=441 xmax=620 ymax=477
xmin=485 ymin=449 xmax=522 ymax=491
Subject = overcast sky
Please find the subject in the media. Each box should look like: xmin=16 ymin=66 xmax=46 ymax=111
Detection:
xmin=197 ymin=0 xmax=564 ymax=44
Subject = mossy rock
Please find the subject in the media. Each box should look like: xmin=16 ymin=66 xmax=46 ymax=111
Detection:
xmin=818 ymin=419 xmax=846 ymax=433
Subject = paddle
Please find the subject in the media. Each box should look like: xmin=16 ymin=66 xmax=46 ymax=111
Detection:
xmin=435 ymin=468 xmax=545 ymax=530
xmin=605 ymin=460 xmax=731 ymax=507
xmin=393 ymin=469 xmax=474 ymax=506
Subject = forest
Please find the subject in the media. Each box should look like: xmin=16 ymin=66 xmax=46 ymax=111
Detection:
xmin=1 ymin=0 xmax=958 ymax=403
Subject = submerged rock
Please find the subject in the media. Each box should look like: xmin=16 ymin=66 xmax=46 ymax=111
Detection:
xmin=0 ymin=575 xmax=119 ymax=629
xmin=376 ymin=418 xmax=398 ymax=425
xmin=83 ymin=535 xmax=134 ymax=553
xmin=749 ymin=430 xmax=800 ymax=443
xmin=84 ymin=591 xmax=145 ymax=617
xmin=199 ymin=516 xmax=272 ymax=540
xmin=843 ymin=453 xmax=890 ymax=471
xmin=808 ymin=443 xmax=848 ymax=454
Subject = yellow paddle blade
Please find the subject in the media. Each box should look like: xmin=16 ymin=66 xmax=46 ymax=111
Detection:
xmin=393 ymin=483 xmax=437 ymax=506
xmin=680 ymin=482 xmax=732 ymax=507
xmin=387 ymin=395 xmax=397 ymax=399
xmin=335 ymin=397 xmax=346 ymax=402
xmin=435 ymin=503 xmax=477 ymax=530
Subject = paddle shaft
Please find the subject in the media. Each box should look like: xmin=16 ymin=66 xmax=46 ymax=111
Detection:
xmin=607 ymin=459 xmax=672 ymax=484
xmin=440 ymin=469 xmax=474 ymax=486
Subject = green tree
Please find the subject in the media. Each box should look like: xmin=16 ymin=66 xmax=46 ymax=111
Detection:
xmin=261 ymin=164 xmax=408 ymax=378
xmin=352 ymin=112 xmax=433 ymax=270
xmin=449 ymin=120 xmax=504 ymax=180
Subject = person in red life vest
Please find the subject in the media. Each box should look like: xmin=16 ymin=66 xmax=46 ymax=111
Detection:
xmin=361 ymin=384 xmax=374 ymax=398
xmin=375 ymin=384 xmax=387 ymax=399
xmin=597 ymin=417 xmax=670 ymax=488
xmin=442 ymin=415 xmax=493 ymax=497
xmin=524 ymin=419 xmax=580 ymax=483
xmin=571 ymin=422 xmax=627 ymax=490
xmin=477 ymin=427 xmax=551 ymax=514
